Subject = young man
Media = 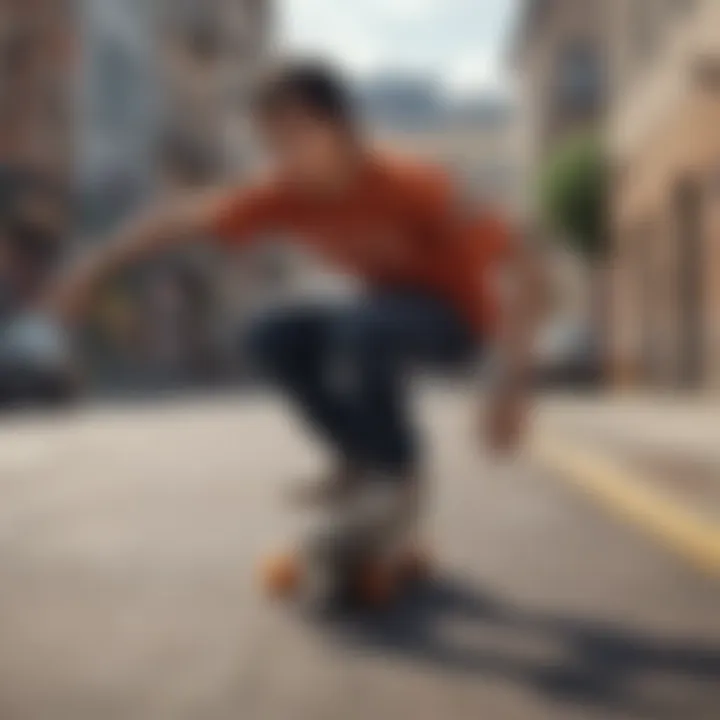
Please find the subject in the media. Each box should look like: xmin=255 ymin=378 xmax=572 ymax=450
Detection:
xmin=49 ymin=61 xmax=543 ymax=503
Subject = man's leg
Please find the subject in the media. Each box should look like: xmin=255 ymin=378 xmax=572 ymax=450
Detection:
xmin=245 ymin=303 xmax=361 ymax=467
xmin=245 ymin=293 xmax=476 ymax=488
xmin=336 ymin=291 xmax=476 ymax=478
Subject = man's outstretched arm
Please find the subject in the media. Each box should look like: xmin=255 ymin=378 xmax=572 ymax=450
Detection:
xmin=45 ymin=190 xmax=234 ymax=322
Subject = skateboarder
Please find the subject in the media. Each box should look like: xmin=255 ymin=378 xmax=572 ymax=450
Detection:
xmin=44 ymin=61 xmax=544 ymax=506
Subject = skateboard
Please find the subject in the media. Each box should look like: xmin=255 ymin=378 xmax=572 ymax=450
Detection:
xmin=260 ymin=481 xmax=430 ymax=609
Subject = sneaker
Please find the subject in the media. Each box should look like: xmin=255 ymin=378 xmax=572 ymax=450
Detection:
xmin=287 ymin=461 xmax=362 ymax=507
xmin=332 ymin=471 xmax=422 ymax=551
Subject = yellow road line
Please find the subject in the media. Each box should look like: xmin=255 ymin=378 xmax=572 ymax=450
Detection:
xmin=532 ymin=436 xmax=720 ymax=577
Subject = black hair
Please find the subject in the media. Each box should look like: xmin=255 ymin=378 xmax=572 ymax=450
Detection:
xmin=253 ymin=60 xmax=356 ymax=130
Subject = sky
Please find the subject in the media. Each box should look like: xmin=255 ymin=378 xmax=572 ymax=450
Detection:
xmin=279 ymin=0 xmax=522 ymax=99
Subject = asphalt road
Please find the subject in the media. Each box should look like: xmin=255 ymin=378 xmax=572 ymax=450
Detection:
xmin=0 ymin=391 xmax=718 ymax=720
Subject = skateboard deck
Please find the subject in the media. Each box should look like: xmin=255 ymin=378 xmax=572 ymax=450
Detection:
xmin=260 ymin=482 xmax=429 ymax=609
xmin=261 ymin=543 xmax=429 ymax=608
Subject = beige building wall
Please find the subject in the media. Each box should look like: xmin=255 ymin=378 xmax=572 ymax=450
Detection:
xmin=0 ymin=0 xmax=76 ymax=176
xmin=0 ymin=1 xmax=77 ymax=306
xmin=513 ymin=0 xmax=614 ymax=211
xmin=513 ymin=0 xmax=621 ymax=346
xmin=608 ymin=0 xmax=720 ymax=390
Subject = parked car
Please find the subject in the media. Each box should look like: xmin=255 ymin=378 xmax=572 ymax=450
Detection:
xmin=0 ymin=314 xmax=80 ymax=409
xmin=534 ymin=324 xmax=602 ymax=388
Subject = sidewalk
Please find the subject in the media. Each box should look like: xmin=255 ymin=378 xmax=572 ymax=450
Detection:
xmin=532 ymin=393 xmax=720 ymax=575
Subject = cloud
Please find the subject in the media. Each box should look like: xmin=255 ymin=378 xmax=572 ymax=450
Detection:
xmin=279 ymin=2 xmax=387 ymax=75
xmin=383 ymin=0 xmax=441 ymax=20
xmin=444 ymin=50 xmax=515 ymax=100
xmin=279 ymin=0 xmax=520 ymax=95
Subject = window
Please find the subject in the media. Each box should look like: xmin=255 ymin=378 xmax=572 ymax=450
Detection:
xmin=555 ymin=42 xmax=603 ymax=111
xmin=633 ymin=0 xmax=661 ymax=64
xmin=167 ymin=0 xmax=225 ymax=63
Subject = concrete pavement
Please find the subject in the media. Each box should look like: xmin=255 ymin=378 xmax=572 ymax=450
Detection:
xmin=0 ymin=390 xmax=718 ymax=720
xmin=534 ymin=393 xmax=720 ymax=574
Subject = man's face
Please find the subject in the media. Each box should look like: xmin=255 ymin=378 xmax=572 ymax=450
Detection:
xmin=256 ymin=107 xmax=350 ymax=187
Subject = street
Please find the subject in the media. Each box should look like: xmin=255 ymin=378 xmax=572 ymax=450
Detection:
xmin=0 ymin=390 xmax=718 ymax=720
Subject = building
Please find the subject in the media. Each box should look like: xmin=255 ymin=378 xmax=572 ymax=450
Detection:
xmin=511 ymin=0 xmax=612 ymax=213
xmin=511 ymin=0 xmax=619 ymax=346
xmin=77 ymin=0 xmax=272 ymax=226
xmin=156 ymin=0 xmax=272 ymax=191
xmin=1 ymin=0 xmax=271 ymax=221
xmin=608 ymin=0 xmax=720 ymax=390
xmin=0 ymin=0 xmax=76 ymax=309
xmin=0 ymin=0 xmax=75 ymax=176
xmin=71 ymin=0 xmax=275 ymax=384
xmin=76 ymin=0 xmax=159 ymax=234
xmin=148 ymin=0 xmax=274 ymax=380
xmin=1 ymin=1 xmax=273 ymax=382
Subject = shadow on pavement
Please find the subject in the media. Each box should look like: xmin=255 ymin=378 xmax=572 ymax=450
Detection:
xmin=327 ymin=575 xmax=720 ymax=719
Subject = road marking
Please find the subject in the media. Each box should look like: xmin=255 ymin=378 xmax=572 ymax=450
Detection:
xmin=532 ymin=436 xmax=720 ymax=577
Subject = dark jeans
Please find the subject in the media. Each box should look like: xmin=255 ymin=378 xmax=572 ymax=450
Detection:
xmin=246 ymin=291 xmax=477 ymax=476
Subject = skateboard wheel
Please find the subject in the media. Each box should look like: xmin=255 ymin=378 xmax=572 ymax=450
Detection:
xmin=355 ymin=563 xmax=398 ymax=607
xmin=260 ymin=552 xmax=302 ymax=597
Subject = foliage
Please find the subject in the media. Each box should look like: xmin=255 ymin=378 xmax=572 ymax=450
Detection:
xmin=539 ymin=134 xmax=608 ymax=260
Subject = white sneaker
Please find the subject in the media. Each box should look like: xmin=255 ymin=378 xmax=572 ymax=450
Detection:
xmin=332 ymin=473 xmax=420 ymax=552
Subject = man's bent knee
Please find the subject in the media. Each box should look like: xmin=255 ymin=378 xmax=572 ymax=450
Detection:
xmin=244 ymin=311 xmax=318 ymax=381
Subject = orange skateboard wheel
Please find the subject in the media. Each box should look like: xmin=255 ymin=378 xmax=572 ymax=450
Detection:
xmin=260 ymin=552 xmax=302 ymax=598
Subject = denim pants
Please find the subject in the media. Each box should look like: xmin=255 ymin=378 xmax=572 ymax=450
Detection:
xmin=246 ymin=291 xmax=476 ymax=477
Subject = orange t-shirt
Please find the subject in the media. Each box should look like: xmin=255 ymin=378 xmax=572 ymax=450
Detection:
xmin=211 ymin=154 xmax=515 ymax=337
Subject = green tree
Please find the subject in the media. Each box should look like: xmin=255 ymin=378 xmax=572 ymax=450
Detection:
xmin=539 ymin=134 xmax=608 ymax=261
xmin=539 ymin=134 xmax=611 ymax=377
